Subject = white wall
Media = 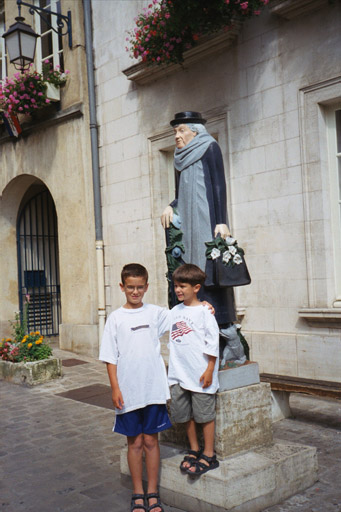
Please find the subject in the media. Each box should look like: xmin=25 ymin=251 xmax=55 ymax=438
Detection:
xmin=92 ymin=0 xmax=341 ymax=380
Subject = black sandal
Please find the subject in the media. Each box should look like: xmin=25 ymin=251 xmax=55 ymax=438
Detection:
xmin=186 ymin=453 xmax=219 ymax=477
xmin=179 ymin=448 xmax=202 ymax=472
xmin=146 ymin=492 xmax=164 ymax=512
xmin=131 ymin=493 xmax=147 ymax=511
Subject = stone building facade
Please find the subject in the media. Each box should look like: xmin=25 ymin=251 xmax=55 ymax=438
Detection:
xmin=91 ymin=0 xmax=341 ymax=381
xmin=1 ymin=0 xmax=341 ymax=381
xmin=0 ymin=0 xmax=99 ymax=356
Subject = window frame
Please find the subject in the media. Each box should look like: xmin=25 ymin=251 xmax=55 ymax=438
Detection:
xmin=298 ymin=77 xmax=341 ymax=311
xmin=33 ymin=0 xmax=63 ymax=73
xmin=326 ymin=105 xmax=341 ymax=305
xmin=0 ymin=0 xmax=7 ymax=81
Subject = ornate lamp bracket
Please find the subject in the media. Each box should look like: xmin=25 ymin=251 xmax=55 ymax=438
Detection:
xmin=17 ymin=0 xmax=72 ymax=48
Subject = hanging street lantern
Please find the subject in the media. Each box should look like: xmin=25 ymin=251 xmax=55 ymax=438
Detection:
xmin=2 ymin=0 xmax=72 ymax=73
xmin=2 ymin=16 xmax=38 ymax=72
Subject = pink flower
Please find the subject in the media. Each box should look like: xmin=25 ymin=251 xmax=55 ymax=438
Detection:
xmin=38 ymin=92 xmax=43 ymax=96
xmin=45 ymin=99 xmax=50 ymax=104
xmin=44 ymin=59 xmax=49 ymax=64
xmin=240 ymin=1 xmax=248 ymax=9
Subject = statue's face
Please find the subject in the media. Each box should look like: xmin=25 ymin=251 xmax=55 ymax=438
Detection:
xmin=173 ymin=124 xmax=196 ymax=149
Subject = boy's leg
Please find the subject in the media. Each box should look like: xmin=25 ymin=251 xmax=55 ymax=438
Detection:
xmin=202 ymin=419 xmax=215 ymax=457
xmin=187 ymin=392 xmax=218 ymax=474
xmin=144 ymin=433 xmax=163 ymax=512
xmin=187 ymin=419 xmax=217 ymax=473
xmin=127 ymin=434 xmax=145 ymax=510
xmin=170 ymin=385 xmax=201 ymax=470
xmin=179 ymin=418 xmax=201 ymax=470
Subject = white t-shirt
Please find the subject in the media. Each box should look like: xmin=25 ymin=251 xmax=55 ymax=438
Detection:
xmin=168 ymin=303 xmax=220 ymax=394
xmin=99 ymin=304 xmax=170 ymax=415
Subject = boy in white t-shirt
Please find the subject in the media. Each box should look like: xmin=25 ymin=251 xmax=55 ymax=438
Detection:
xmin=168 ymin=264 xmax=220 ymax=477
xmin=99 ymin=263 xmax=170 ymax=512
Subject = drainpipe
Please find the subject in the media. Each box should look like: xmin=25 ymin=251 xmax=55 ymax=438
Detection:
xmin=83 ymin=0 xmax=106 ymax=348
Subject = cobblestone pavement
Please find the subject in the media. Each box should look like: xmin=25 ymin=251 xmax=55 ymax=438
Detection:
xmin=1 ymin=345 xmax=340 ymax=512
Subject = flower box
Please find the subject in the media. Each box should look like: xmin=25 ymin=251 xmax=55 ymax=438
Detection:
xmin=0 ymin=357 xmax=62 ymax=386
xmin=45 ymin=82 xmax=60 ymax=102
xmin=123 ymin=25 xmax=242 ymax=85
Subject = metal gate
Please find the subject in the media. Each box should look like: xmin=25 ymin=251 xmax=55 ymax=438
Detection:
xmin=17 ymin=189 xmax=61 ymax=336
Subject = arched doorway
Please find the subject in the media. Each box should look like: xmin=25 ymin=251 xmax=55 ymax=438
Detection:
xmin=17 ymin=187 xmax=61 ymax=336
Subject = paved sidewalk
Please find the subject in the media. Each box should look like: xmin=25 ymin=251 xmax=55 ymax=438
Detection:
xmin=1 ymin=345 xmax=340 ymax=512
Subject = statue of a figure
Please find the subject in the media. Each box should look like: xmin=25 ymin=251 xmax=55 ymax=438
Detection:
xmin=161 ymin=111 xmax=238 ymax=325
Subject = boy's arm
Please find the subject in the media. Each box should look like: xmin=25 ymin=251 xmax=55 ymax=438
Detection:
xmin=106 ymin=363 xmax=124 ymax=410
xmin=200 ymin=356 xmax=217 ymax=388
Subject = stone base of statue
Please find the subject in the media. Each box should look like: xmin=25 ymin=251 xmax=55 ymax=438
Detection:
xmin=120 ymin=381 xmax=317 ymax=511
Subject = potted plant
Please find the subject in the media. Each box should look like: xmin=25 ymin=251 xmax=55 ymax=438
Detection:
xmin=42 ymin=60 xmax=70 ymax=102
xmin=0 ymin=297 xmax=62 ymax=385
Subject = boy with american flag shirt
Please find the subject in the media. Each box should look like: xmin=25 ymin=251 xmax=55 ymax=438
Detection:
xmin=168 ymin=264 xmax=220 ymax=477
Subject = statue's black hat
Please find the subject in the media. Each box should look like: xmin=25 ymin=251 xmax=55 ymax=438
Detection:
xmin=170 ymin=111 xmax=207 ymax=126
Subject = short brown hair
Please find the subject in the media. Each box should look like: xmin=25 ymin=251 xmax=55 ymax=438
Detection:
xmin=172 ymin=264 xmax=206 ymax=286
xmin=121 ymin=263 xmax=148 ymax=285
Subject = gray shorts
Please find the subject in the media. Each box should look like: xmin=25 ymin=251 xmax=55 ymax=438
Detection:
xmin=170 ymin=384 xmax=216 ymax=424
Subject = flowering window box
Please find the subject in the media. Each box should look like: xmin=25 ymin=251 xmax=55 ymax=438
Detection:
xmin=123 ymin=25 xmax=242 ymax=85
xmin=45 ymin=82 xmax=60 ymax=102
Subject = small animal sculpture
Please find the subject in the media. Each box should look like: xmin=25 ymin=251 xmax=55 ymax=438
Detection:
xmin=220 ymin=324 xmax=247 ymax=367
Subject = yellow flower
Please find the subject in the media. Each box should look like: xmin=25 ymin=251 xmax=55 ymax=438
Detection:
xmin=35 ymin=340 xmax=42 ymax=345
xmin=21 ymin=339 xmax=26 ymax=343
xmin=1 ymin=338 xmax=5 ymax=342
xmin=27 ymin=343 xmax=32 ymax=348
xmin=6 ymin=338 xmax=11 ymax=342
xmin=35 ymin=331 xmax=40 ymax=335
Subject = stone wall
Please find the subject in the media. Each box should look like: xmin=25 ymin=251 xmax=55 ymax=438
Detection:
xmin=91 ymin=0 xmax=341 ymax=380
xmin=0 ymin=0 xmax=99 ymax=357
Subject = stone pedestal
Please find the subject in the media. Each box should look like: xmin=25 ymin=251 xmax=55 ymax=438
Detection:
xmin=218 ymin=361 xmax=260 ymax=392
xmin=161 ymin=383 xmax=272 ymax=458
xmin=120 ymin=380 xmax=318 ymax=511
xmin=121 ymin=441 xmax=317 ymax=512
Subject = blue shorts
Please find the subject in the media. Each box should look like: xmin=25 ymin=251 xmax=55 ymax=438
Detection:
xmin=114 ymin=404 xmax=172 ymax=437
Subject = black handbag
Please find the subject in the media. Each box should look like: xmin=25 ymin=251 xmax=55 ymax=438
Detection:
xmin=204 ymin=238 xmax=251 ymax=289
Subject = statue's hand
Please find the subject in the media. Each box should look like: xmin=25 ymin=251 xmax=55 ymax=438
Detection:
xmin=214 ymin=223 xmax=231 ymax=239
xmin=161 ymin=205 xmax=173 ymax=229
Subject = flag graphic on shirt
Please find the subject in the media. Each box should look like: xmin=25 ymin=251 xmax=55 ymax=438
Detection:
xmin=171 ymin=321 xmax=193 ymax=340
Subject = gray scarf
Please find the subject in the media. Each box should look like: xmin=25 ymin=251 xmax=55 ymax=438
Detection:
xmin=173 ymin=132 xmax=216 ymax=271
xmin=174 ymin=132 xmax=216 ymax=171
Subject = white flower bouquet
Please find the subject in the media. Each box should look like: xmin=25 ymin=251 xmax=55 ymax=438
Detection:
xmin=204 ymin=236 xmax=251 ymax=288
xmin=205 ymin=236 xmax=245 ymax=267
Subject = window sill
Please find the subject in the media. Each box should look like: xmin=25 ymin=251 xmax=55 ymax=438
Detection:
xmin=122 ymin=23 xmax=242 ymax=85
xmin=298 ymin=308 xmax=341 ymax=328
xmin=269 ymin=0 xmax=329 ymax=19
xmin=0 ymin=102 xmax=83 ymax=145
